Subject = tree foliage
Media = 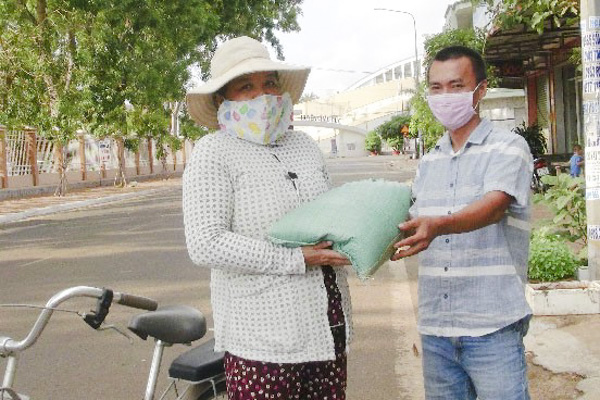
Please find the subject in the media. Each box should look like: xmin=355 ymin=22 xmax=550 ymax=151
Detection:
xmin=421 ymin=29 xmax=487 ymax=74
xmin=375 ymin=114 xmax=411 ymax=151
xmin=512 ymin=122 xmax=547 ymax=157
xmin=536 ymin=174 xmax=587 ymax=249
xmin=0 ymin=0 xmax=303 ymax=193
xmin=482 ymin=0 xmax=579 ymax=34
xmin=365 ymin=131 xmax=382 ymax=154
xmin=483 ymin=0 xmax=581 ymax=67
xmin=179 ymin=112 xmax=208 ymax=142
xmin=528 ymin=228 xmax=580 ymax=281
xmin=0 ymin=0 xmax=90 ymax=138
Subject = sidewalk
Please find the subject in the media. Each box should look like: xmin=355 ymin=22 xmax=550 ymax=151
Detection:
xmin=1 ymin=178 xmax=600 ymax=399
xmin=0 ymin=177 xmax=182 ymax=225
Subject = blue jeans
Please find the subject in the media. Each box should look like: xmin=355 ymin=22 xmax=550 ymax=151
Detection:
xmin=421 ymin=317 xmax=531 ymax=400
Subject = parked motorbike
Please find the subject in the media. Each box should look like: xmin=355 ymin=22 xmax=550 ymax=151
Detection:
xmin=531 ymin=157 xmax=550 ymax=193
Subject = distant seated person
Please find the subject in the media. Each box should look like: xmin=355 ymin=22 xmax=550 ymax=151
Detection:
xmin=570 ymin=144 xmax=584 ymax=177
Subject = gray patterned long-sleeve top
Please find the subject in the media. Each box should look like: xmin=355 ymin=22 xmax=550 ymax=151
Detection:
xmin=182 ymin=129 xmax=353 ymax=363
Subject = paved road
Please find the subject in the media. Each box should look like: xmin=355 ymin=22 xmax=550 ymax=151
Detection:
xmin=0 ymin=155 xmax=422 ymax=399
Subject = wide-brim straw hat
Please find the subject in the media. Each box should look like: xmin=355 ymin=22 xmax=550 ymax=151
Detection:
xmin=187 ymin=36 xmax=311 ymax=129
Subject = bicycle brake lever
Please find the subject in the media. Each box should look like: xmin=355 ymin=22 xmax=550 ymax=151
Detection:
xmin=98 ymin=324 xmax=134 ymax=344
xmin=83 ymin=288 xmax=113 ymax=329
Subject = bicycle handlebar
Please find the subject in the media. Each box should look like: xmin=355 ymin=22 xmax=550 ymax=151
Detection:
xmin=0 ymin=286 xmax=158 ymax=355
xmin=116 ymin=292 xmax=158 ymax=311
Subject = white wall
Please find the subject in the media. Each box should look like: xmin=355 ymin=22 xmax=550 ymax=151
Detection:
xmin=480 ymin=89 xmax=527 ymax=132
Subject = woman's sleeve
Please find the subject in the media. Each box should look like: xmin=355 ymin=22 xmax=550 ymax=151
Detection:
xmin=182 ymin=139 xmax=306 ymax=275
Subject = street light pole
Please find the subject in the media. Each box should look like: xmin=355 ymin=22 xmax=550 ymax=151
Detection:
xmin=374 ymin=8 xmax=422 ymax=157
xmin=374 ymin=8 xmax=419 ymax=87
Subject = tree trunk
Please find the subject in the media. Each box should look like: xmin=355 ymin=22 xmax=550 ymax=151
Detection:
xmin=53 ymin=142 xmax=68 ymax=197
xmin=113 ymin=137 xmax=127 ymax=187
xmin=25 ymin=128 xmax=39 ymax=187
xmin=0 ymin=125 xmax=8 ymax=189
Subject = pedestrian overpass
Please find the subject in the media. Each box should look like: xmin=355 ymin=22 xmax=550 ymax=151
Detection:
xmin=290 ymin=120 xmax=368 ymax=136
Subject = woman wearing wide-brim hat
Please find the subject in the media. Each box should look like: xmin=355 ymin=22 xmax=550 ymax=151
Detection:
xmin=183 ymin=36 xmax=353 ymax=399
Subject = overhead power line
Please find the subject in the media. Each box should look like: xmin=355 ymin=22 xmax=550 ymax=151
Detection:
xmin=310 ymin=66 xmax=374 ymax=74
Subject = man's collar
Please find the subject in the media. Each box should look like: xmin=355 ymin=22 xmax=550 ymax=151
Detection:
xmin=466 ymin=118 xmax=493 ymax=145
xmin=435 ymin=118 xmax=493 ymax=152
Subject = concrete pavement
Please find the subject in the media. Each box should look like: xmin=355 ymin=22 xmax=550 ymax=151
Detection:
xmin=0 ymin=177 xmax=182 ymax=225
xmin=2 ymin=167 xmax=600 ymax=399
xmin=525 ymin=315 xmax=600 ymax=399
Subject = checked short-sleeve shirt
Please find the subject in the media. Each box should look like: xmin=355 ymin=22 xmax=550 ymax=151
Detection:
xmin=411 ymin=119 xmax=533 ymax=337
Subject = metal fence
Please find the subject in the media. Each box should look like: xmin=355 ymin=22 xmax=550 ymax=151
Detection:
xmin=4 ymin=134 xmax=169 ymax=176
xmin=0 ymin=126 xmax=189 ymax=190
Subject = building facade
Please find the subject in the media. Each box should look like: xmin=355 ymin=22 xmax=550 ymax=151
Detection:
xmin=293 ymin=58 xmax=418 ymax=157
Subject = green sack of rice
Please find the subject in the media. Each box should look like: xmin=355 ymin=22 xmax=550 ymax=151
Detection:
xmin=268 ymin=179 xmax=412 ymax=280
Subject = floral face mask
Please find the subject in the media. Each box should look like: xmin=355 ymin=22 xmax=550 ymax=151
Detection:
xmin=217 ymin=93 xmax=293 ymax=145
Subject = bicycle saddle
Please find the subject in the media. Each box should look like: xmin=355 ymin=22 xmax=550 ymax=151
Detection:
xmin=128 ymin=305 xmax=206 ymax=344
xmin=169 ymin=338 xmax=225 ymax=382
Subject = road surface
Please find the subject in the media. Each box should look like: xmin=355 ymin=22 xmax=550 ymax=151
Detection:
xmin=0 ymin=155 xmax=422 ymax=399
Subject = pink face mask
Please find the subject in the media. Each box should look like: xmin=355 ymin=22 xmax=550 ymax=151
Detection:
xmin=427 ymin=82 xmax=483 ymax=131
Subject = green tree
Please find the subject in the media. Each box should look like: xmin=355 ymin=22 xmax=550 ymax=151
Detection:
xmin=82 ymin=0 xmax=304 ymax=187
xmin=365 ymin=131 xmax=382 ymax=154
xmin=375 ymin=114 xmax=411 ymax=152
xmin=0 ymin=0 xmax=94 ymax=195
xmin=179 ymin=112 xmax=208 ymax=142
xmin=0 ymin=0 xmax=304 ymax=193
xmin=482 ymin=0 xmax=579 ymax=34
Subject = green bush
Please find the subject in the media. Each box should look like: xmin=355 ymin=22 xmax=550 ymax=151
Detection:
xmin=528 ymin=229 xmax=580 ymax=282
xmin=512 ymin=122 xmax=547 ymax=157
xmin=365 ymin=131 xmax=382 ymax=153
xmin=375 ymin=114 xmax=411 ymax=151
xmin=386 ymin=136 xmax=403 ymax=152
xmin=535 ymin=173 xmax=587 ymax=262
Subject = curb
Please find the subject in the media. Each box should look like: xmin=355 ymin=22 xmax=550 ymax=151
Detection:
xmin=0 ymin=187 xmax=172 ymax=226
xmin=0 ymin=172 xmax=182 ymax=201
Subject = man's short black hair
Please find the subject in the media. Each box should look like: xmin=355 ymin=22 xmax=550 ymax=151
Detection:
xmin=429 ymin=46 xmax=487 ymax=84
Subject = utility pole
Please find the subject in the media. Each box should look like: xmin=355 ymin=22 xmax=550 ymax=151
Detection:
xmin=580 ymin=0 xmax=600 ymax=280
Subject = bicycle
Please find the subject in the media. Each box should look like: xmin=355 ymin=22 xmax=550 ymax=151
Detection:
xmin=0 ymin=286 xmax=226 ymax=400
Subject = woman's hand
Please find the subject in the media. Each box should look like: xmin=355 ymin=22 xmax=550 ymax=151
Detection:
xmin=302 ymin=241 xmax=350 ymax=267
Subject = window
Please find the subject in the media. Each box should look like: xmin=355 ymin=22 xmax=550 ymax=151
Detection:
xmin=394 ymin=66 xmax=403 ymax=79
xmin=347 ymin=143 xmax=356 ymax=151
